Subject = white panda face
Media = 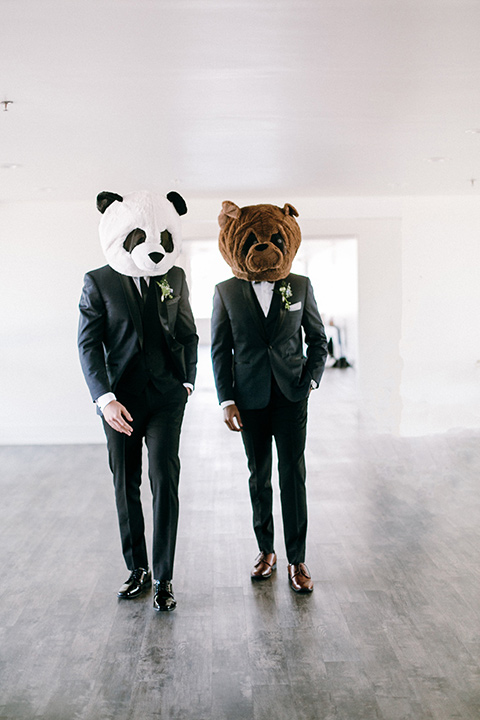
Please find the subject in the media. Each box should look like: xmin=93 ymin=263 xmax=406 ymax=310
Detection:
xmin=97 ymin=190 xmax=186 ymax=277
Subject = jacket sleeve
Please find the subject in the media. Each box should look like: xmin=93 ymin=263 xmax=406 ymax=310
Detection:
xmin=77 ymin=273 xmax=111 ymax=402
xmin=210 ymin=285 xmax=235 ymax=404
xmin=173 ymin=270 xmax=199 ymax=386
xmin=303 ymin=278 xmax=329 ymax=386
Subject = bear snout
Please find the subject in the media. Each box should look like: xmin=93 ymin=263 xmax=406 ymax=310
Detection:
xmin=246 ymin=243 xmax=283 ymax=272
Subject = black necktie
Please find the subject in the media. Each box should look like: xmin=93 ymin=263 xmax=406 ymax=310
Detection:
xmin=140 ymin=277 xmax=149 ymax=303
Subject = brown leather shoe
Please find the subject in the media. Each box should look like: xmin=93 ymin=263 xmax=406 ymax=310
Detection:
xmin=287 ymin=563 xmax=314 ymax=593
xmin=251 ymin=551 xmax=277 ymax=580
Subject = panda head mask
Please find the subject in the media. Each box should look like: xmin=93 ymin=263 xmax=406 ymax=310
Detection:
xmin=97 ymin=190 xmax=187 ymax=277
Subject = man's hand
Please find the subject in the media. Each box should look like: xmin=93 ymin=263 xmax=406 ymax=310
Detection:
xmin=103 ymin=400 xmax=134 ymax=436
xmin=223 ymin=404 xmax=243 ymax=432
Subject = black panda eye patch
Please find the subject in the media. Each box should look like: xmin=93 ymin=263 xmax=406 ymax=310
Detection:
xmin=123 ymin=228 xmax=146 ymax=253
xmin=161 ymin=230 xmax=174 ymax=253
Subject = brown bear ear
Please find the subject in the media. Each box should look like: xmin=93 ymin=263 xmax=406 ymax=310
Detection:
xmin=218 ymin=200 xmax=241 ymax=228
xmin=282 ymin=203 xmax=299 ymax=217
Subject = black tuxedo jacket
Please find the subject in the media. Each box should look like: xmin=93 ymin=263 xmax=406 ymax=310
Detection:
xmin=211 ymin=274 xmax=328 ymax=409
xmin=78 ymin=265 xmax=198 ymax=403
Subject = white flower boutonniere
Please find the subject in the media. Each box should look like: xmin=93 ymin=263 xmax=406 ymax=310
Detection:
xmin=157 ymin=277 xmax=174 ymax=302
xmin=278 ymin=281 xmax=293 ymax=310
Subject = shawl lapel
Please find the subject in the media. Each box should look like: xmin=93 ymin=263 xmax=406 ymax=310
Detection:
xmin=270 ymin=280 xmax=287 ymax=338
xmin=153 ymin=281 xmax=177 ymax=336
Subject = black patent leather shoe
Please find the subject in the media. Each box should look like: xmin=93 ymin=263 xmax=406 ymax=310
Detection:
xmin=117 ymin=568 xmax=151 ymax=599
xmin=153 ymin=580 xmax=176 ymax=612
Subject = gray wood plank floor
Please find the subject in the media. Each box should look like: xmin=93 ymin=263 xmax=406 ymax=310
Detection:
xmin=1 ymin=350 xmax=479 ymax=719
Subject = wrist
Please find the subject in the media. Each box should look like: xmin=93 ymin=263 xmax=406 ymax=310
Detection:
xmin=220 ymin=399 xmax=235 ymax=409
xmin=96 ymin=392 xmax=116 ymax=412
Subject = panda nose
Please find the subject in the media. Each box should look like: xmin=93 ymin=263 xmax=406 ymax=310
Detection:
xmin=255 ymin=244 xmax=268 ymax=251
xmin=149 ymin=252 xmax=165 ymax=264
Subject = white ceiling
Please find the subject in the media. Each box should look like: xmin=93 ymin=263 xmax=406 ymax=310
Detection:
xmin=2 ymin=0 xmax=480 ymax=203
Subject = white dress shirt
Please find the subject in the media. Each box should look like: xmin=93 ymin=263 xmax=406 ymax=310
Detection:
xmin=252 ymin=280 xmax=275 ymax=316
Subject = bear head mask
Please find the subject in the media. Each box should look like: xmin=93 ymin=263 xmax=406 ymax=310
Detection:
xmin=218 ymin=201 xmax=301 ymax=282
xmin=96 ymin=189 xmax=187 ymax=277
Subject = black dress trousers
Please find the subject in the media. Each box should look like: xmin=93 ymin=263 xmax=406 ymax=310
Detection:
xmin=103 ymin=382 xmax=187 ymax=581
xmin=239 ymin=379 xmax=309 ymax=565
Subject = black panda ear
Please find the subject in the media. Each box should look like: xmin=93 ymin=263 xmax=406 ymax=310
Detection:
xmin=166 ymin=191 xmax=188 ymax=216
xmin=97 ymin=191 xmax=123 ymax=214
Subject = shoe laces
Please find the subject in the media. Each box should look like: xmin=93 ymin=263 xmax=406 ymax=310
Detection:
xmin=129 ymin=568 xmax=148 ymax=582
xmin=289 ymin=563 xmax=310 ymax=578
xmin=155 ymin=580 xmax=173 ymax=594
xmin=254 ymin=551 xmax=275 ymax=567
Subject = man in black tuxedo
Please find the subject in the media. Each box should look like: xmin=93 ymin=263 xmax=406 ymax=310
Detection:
xmin=78 ymin=190 xmax=198 ymax=611
xmin=211 ymin=201 xmax=328 ymax=593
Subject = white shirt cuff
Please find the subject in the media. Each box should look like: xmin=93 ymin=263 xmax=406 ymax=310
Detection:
xmin=220 ymin=400 xmax=235 ymax=409
xmin=96 ymin=392 xmax=116 ymax=412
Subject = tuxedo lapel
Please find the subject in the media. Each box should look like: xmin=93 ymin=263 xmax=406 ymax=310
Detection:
xmin=152 ymin=279 xmax=176 ymax=335
xmin=270 ymin=280 xmax=287 ymax=338
xmin=119 ymin=274 xmax=144 ymax=347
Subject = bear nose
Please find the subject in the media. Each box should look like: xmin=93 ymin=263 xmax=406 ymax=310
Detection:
xmin=254 ymin=244 xmax=268 ymax=252
xmin=149 ymin=252 xmax=165 ymax=264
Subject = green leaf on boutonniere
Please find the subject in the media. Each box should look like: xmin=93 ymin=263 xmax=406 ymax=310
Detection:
xmin=156 ymin=277 xmax=174 ymax=302
xmin=278 ymin=281 xmax=293 ymax=310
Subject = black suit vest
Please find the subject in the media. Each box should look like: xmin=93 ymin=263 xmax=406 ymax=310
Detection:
xmin=116 ymin=279 xmax=179 ymax=395
xmin=250 ymin=283 xmax=281 ymax=340
xmin=249 ymin=284 xmax=290 ymax=402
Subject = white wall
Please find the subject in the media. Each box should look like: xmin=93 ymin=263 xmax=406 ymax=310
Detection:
xmin=400 ymin=198 xmax=480 ymax=434
xmin=0 ymin=200 xmax=105 ymax=443
xmin=300 ymin=215 xmax=403 ymax=434
xmin=0 ymin=195 xmax=479 ymax=443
